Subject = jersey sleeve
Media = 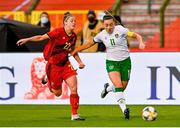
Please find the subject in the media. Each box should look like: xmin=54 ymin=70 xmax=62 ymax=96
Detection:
xmin=117 ymin=25 xmax=130 ymax=37
xmin=117 ymin=25 xmax=134 ymax=37
xmin=93 ymin=32 xmax=103 ymax=43
xmin=47 ymin=28 xmax=61 ymax=39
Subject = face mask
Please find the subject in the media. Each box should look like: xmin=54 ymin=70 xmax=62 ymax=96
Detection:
xmin=41 ymin=17 xmax=49 ymax=24
xmin=88 ymin=16 xmax=95 ymax=23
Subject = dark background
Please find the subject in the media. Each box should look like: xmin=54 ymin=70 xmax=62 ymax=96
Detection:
xmin=0 ymin=18 xmax=49 ymax=52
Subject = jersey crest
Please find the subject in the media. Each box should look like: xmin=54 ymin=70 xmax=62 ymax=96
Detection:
xmin=115 ymin=33 xmax=119 ymax=38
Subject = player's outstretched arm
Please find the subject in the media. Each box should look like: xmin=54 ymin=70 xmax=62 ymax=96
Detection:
xmin=16 ymin=34 xmax=49 ymax=46
xmin=71 ymin=40 xmax=95 ymax=56
xmin=128 ymin=32 xmax=145 ymax=49
xmin=73 ymin=53 xmax=85 ymax=69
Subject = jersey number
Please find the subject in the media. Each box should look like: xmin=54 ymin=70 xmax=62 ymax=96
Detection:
xmin=110 ymin=39 xmax=115 ymax=46
xmin=63 ymin=42 xmax=71 ymax=50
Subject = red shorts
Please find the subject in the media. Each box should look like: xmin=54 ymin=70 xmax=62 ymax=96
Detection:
xmin=46 ymin=61 xmax=77 ymax=91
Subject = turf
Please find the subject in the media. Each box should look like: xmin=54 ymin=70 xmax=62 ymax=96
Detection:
xmin=0 ymin=105 xmax=179 ymax=127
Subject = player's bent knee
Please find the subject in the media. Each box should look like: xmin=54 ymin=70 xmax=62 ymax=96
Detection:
xmin=114 ymin=83 xmax=123 ymax=88
xmin=122 ymin=81 xmax=128 ymax=87
xmin=54 ymin=92 xmax=62 ymax=97
xmin=52 ymin=89 xmax=62 ymax=97
xmin=69 ymin=86 xmax=77 ymax=94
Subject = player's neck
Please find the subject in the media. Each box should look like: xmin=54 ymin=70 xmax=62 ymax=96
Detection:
xmin=64 ymin=27 xmax=73 ymax=36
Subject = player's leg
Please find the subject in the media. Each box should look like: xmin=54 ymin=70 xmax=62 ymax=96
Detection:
xmin=65 ymin=75 xmax=78 ymax=115
xmin=118 ymin=57 xmax=131 ymax=119
xmin=63 ymin=61 xmax=85 ymax=121
xmin=101 ymin=60 xmax=118 ymax=98
xmin=47 ymin=75 xmax=63 ymax=97
xmin=43 ymin=62 xmax=50 ymax=85
xmin=101 ymin=59 xmax=128 ymax=98
xmin=42 ymin=75 xmax=48 ymax=84
xmin=120 ymin=57 xmax=131 ymax=89
xmin=121 ymin=67 xmax=131 ymax=90
xmin=65 ymin=75 xmax=85 ymax=121
xmin=108 ymin=71 xmax=129 ymax=119
xmin=51 ymin=88 xmax=62 ymax=97
xmin=101 ymin=58 xmax=131 ymax=97
xmin=101 ymin=83 xmax=115 ymax=98
xmin=46 ymin=63 xmax=63 ymax=97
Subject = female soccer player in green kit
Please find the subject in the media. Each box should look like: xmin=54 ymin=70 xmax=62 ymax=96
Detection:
xmin=71 ymin=14 xmax=145 ymax=120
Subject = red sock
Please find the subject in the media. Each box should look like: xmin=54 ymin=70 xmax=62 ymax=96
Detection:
xmin=70 ymin=94 xmax=79 ymax=115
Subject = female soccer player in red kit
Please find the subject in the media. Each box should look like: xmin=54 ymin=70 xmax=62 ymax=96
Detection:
xmin=17 ymin=12 xmax=85 ymax=121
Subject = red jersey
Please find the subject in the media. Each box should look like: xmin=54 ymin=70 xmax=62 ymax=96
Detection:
xmin=43 ymin=27 xmax=77 ymax=65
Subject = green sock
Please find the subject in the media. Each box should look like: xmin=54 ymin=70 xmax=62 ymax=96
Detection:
xmin=115 ymin=87 xmax=124 ymax=92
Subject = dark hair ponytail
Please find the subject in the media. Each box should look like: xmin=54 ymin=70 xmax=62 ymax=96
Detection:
xmin=63 ymin=12 xmax=73 ymax=23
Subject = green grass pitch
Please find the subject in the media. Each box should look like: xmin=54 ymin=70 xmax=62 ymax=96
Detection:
xmin=0 ymin=105 xmax=179 ymax=127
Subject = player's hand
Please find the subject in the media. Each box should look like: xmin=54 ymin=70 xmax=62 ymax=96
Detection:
xmin=16 ymin=38 xmax=29 ymax=46
xmin=79 ymin=63 xmax=85 ymax=69
xmin=139 ymin=42 xmax=146 ymax=49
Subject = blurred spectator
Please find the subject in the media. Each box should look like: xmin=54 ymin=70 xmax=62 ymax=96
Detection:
xmin=123 ymin=0 xmax=129 ymax=3
xmin=76 ymin=10 xmax=105 ymax=52
xmin=37 ymin=12 xmax=51 ymax=30
xmin=97 ymin=11 xmax=106 ymax=23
